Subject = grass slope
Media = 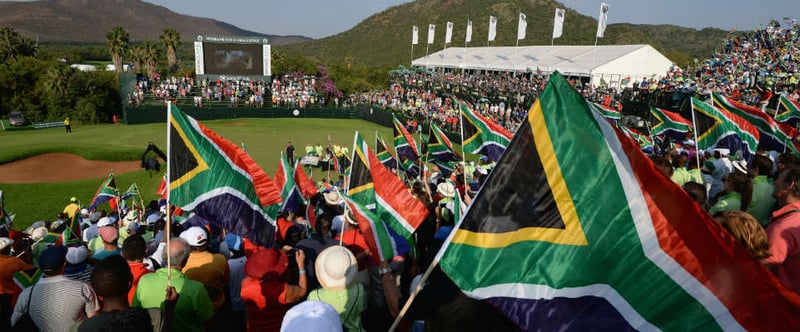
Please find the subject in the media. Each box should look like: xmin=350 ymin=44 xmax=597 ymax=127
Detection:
xmin=1 ymin=118 xmax=397 ymax=229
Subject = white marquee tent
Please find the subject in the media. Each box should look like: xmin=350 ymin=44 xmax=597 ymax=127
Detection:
xmin=411 ymin=44 xmax=674 ymax=87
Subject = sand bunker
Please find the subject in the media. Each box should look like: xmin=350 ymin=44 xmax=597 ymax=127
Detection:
xmin=0 ymin=153 xmax=141 ymax=183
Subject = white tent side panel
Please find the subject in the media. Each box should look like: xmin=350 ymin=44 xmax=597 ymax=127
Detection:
xmin=411 ymin=45 xmax=674 ymax=88
xmin=590 ymin=45 xmax=673 ymax=87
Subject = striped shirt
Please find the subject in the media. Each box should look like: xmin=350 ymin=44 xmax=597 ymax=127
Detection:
xmin=11 ymin=275 xmax=100 ymax=332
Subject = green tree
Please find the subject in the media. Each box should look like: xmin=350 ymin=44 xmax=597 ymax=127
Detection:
xmin=106 ymin=26 xmax=129 ymax=73
xmin=0 ymin=26 xmax=36 ymax=62
xmin=159 ymin=28 xmax=181 ymax=72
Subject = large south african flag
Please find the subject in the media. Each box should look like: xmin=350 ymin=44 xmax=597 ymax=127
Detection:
xmin=438 ymin=72 xmax=800 ymax=331
xmin=168 ymin=104 xmax=282 ymax=246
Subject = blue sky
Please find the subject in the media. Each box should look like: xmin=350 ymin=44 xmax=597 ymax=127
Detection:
xmin=142 ymin=1 xmax=795 ymax=38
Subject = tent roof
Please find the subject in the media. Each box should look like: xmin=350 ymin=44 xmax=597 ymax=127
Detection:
xmin=411 ymin=44 xmax=662 ymax=76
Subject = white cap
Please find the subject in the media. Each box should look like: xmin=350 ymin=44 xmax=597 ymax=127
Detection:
xmin=30 ymin=227 xmax=48 ymax=242
xmin=180 ymin=226 xmax=208 ymax=247
xmin=146 ymin=214 xmax=160 ymax=225
xmin=97 ymin=217 xmax=114 ymax=228
xmin=80 ymin=208 xmax=90 ymax=217
xmin=66 ymin=246 xmax=89 ymax=265
xmin=280 ymin=301 xmax=342 ymax=332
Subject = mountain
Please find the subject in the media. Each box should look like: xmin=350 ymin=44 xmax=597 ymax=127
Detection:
xmin=0 ymin=0 xmax=310 ymax=46
xmin=279 ymin=0 xmax=726 ymax=67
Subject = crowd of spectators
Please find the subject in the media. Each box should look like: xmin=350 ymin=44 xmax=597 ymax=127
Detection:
xmin=271 ymin=73 xmax=322 ymax=108
xmin=624 ymin=19 xmax=800 ymax=110
xmin=125 ymin=20 xmax=799 ymax=133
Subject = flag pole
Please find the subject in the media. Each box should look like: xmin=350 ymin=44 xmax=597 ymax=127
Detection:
xmin=457 ymin=99 xmax=470 ymax=193
xmin=775 ymin=94 xmax=783 ymax=119
xmin=422 ymin=123 xmax=432 ymax=183
xmin=411 ymin=43 xmax=414 ymax=66
xmin=166 ymin=101 xmax=172 ymax=287
xmin=342 ymin=131 xmax=359 ymax=246
xmin=689 ymin=98 xmax=701 ymax=170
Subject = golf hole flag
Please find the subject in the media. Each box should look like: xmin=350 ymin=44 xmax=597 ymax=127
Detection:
xmin=168 ymin=104 xmax=282 ymax=246
xmin=438 ymin=72 xmax=800 ymax=331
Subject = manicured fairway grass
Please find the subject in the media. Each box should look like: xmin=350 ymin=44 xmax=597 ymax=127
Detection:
xmin=0 ymin=118 xmax=399 ymax=229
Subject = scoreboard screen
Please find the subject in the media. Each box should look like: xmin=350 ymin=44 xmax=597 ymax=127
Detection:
xmin=203 ymin=43 xmax=263 ymax=75
xmin=194 ymin=35 xmax=271 ymax=79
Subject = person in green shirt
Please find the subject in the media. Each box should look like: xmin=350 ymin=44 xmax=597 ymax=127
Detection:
xmin=307 ymin=246 xmax=366 ymax=332
xmin=709 ymin=172 xmax=752 ymax=217
xmin=315 ymin=143 xmax=324 ymax=157
xmin=132 ymin=238 xmax=214 ymax=332
xmin=305 ymin=142 xmax=315 ymax=156
xmin=747 ymin=154 xmax=776 ymax=227
xmin=670 ymin=154 xmax=691 ymax=186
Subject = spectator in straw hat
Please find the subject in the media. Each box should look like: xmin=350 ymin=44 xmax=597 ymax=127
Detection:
xmin=307 ymin=246 xmax=366 ymax=332
xmin=241 ymin=248 xmax=307 ymax=331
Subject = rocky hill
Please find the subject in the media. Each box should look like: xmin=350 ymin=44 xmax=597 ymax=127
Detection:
xmin=0 ymin=0 xmax=310 ymax=45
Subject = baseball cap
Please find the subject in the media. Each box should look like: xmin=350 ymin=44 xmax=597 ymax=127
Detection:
xmin=97 ymin=217 xmax=114 ymax=228
xmin=66 ymin=245 xmax=89 ymax=265
xmin=180 ymin=226 xmax=208 ymax=247
xmin=39 ymin=245 xmax=68 ymax=273
xmin=225 ymin=234 xmax=243 ymax=251
xmin=145 ymin=214 xmax=160 ymax=226
xmin=99 ymin=226 xmax=119 ymax=243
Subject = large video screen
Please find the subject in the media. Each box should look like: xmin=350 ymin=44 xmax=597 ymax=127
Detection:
xmin=202 ymin=43 xmax=264 ymax=76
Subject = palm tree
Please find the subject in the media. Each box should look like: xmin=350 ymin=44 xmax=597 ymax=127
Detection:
xmin=106 ymin=26 xmax=130 ymax=73
xmin=128 ymin=45 xmax=145 ymax=75
xmin=142 ymin=41 xmax=158 ymax=79
xmin=43 ymin=65 xmax=72 ymax=98
xmin=159 ymin=28 xmax=181 ymax=72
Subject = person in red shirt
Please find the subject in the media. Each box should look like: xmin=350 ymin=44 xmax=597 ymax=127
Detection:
xmin=0 ymin=237 xmax=33 ymax=329
xmin=764 ymin=167 xmax=800 ymax=294
xmin=121 ymin=235 xmax=152 ymax=305
xmin=240 ymin=248 xmax=306 ymax=331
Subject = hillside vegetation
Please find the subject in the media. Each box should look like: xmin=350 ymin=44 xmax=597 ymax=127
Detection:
xmin=279 ymin=0 xmax=726 ymax=68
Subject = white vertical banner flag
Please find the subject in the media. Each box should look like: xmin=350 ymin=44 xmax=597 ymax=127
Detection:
xmin=488 ymin=16 xmax=497 ymax=41
xmin=553 ymin=8 xmax=565 ymax=39
xmin=445 ymin=22 xmax=454 ymax=44
xmin=466 ymin=20 xmax=473 ymax=43
xmin=428 ymin=24 xmax=436 ymax=44
xmin=412 ymin=26 xmax=419 ymax=45
xmin=517 ymin=13 xmax=527 ymax=40
xmin=596 ymin=3 xmax=609 ymax=38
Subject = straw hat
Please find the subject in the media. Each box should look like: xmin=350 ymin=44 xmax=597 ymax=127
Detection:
xmin=324 ymin=190 xmax=344 ymax=205
xmin=732 ymin=160 xmax=748 ymax=175
xmin=315 ymin=246 xmax=357 ymax=291
xmin=437 ymin=182 xmax=456 ymax=198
